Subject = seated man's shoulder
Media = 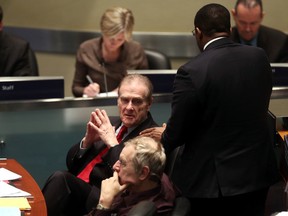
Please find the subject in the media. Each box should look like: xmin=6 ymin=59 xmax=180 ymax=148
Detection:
xmin=260 ymin=25 xmax=288 ymax=41
xmin=161 ymin=173 xmax=181 ymax=196
xmin=2 ymin=32 xmax=29 ymax=47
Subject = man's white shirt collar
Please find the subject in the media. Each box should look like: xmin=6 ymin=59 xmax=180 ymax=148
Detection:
xmin=203 ymin=37 xmax=225 ymax=50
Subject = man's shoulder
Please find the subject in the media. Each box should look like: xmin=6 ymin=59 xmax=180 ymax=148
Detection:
xmin=259 ymin=25 xmax=287 ymax=40
xmin=1 ymin=32 xmax=29 ymax=47
xmin=135 ymin=113 xmax=158 ymax=131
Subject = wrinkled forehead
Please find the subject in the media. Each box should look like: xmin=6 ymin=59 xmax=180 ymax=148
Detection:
xmin=119 ymin=81 xmax=148 ymax=99
xmin=236 ymin=3 xmax=262 ymax=16
xmin=120 ymin=145 xmax=135 ymax=162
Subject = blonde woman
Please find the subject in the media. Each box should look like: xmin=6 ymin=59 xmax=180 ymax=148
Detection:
xmin=72 ymin=7 xmax=148 ymax=97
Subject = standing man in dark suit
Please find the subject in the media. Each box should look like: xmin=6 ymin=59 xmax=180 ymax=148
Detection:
xmin=141 ymin=3 xmax=279 ymax=216
xmin=231 ymin=0 xmax=288 ymax=63
xmin=0 ymin=5 xmax=37 ymax=76
xmin=42 ymin=74 xmax=158 ymax=216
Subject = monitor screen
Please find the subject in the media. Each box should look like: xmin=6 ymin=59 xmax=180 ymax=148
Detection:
xmin=271 ymin=63 xmax=288 ymax=86
xmin=128 ymin=70 xmax=176 ymax=93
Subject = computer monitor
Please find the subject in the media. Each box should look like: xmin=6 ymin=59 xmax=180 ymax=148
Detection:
xmin=128 ymin=70 xmax=176 ymax=93
xmin=0 ymin=76 xmax=64 ymax=100
xmin=271 ymin=63 xmax=288 ymax=86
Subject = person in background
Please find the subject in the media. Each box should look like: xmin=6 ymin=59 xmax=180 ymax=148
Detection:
xmin=231 ymin=0 xmax=288 ymax=63
xmin=87 ymin=136 xmax=179 ymax=216
xmin=72 ymin=7 xmax=148 ymax=97
xmin=0 ymin=5 xmax=36 ymax=76
xmin=140 ymin=3 xmax=279 ymax=215
xmin=43 ymin=74 xmax=158 ymax=216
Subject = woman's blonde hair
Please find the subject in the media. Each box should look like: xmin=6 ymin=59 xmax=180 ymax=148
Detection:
xmin=100 ymin=7 xmax=134 ymax=41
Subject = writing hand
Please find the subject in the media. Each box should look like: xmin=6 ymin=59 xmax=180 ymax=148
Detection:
xmin=83 ymin=83 xmax=100 ymax=97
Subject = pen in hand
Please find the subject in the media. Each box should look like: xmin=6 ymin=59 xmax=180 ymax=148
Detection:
xmin=86 ymin=75 xmax=93 ymax=84
xmin=84 ymin=75 xmax=100 ymax=97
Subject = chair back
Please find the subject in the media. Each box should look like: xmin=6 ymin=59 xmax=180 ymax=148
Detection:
xmin=127 ymin=200 xmax=157 ymax=216
xmin=144 ymin=49 xmax=171 ymax=69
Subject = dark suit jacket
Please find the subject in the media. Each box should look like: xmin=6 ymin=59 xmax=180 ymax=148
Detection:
xmin=162 ymin=38 xmax=279 ymax=198
xmin=231 ymin=25 xmax=288 ymax=63
xmin=0 ymin=31 xmax=34 ymax=76
xmin=66 ymin=112 xmax=158 ymax=188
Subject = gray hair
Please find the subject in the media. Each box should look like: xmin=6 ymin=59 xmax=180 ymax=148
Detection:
xmin=235 ymin=0 xmax=263 ymax=12
xmin=118 ymin=74 xmax=154 ymax=104
xmin=124 ymin=136 xmax=166 ymax=181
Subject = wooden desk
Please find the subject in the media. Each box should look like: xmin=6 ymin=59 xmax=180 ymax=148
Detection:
xmin=278 ymin=131 xmax=288 ymax=140
xmin=0 ymin=159 xmax=47 ymax=216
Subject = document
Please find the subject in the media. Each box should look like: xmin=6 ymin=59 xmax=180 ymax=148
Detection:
xmin=0 ymin=168 xmax=22 ymax=181
xmin=0 ymin=197 xmax=31 ymax=210
xmin=0 ymin=182 xmax=31 ymax=197
xmin=0 ymin=207 xmax=21 ymax=216
xmin=83 ymin=91 xmax=118 ymax=98
xmin=97 ymin=91 xmax=118 ymax=97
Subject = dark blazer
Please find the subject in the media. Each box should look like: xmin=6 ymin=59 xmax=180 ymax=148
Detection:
xmin=66 ymin=112 xmax=158 ymax=187
xmin=162 ymin=38 xmax=279 ymax=198
xmin=0 ymin=31 xmax=34 ymax=76
xmin=231 ymin=25 xmax=288 ymax=63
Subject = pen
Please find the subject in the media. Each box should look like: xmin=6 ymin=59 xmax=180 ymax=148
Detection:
xmin=86 ymin=75 xmax=93 ymax=84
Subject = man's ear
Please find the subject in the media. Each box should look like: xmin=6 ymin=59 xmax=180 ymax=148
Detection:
xmin=0 ymin=21 xmax=3 ymax=31
xmin=196 ymin=27 xmax=203 ymax=40
xmin=231 ymin=9 xmax=237 ymax=20
xmin=138 ymin=166 xmax=150 ymax=181
xmin=261 ymin=11 xmax=265 ymax=20
xmin=146 ymin=97 xmax=153 ymax=112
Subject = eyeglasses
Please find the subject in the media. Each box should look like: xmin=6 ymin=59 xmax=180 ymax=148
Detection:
xmin=192 ymin=29 xmax=196 ymax=36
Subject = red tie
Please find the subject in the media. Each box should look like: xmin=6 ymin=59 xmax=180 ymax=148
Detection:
xmin=77 ymin=125 xmax=128 ymax=183
xmin=116 ymin=125 xmax=128 ymax=143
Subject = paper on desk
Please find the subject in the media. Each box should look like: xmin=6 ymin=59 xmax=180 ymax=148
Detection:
xmin=0 ymin=168 xmax=22 ymax=181
xmin=83 ymin=91 xmax=118 ymax=98
xmin=0 ymin=182 xmax=31 ymax=197
xmin=0 ymin=197 xmax=31 ymax=210
xmin=0 ymin=206 xmax=21 ymax=216
xmin=97 ymin=91 xmax=118 ymax=97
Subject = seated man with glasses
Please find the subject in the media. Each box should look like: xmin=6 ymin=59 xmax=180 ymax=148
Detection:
xmin=87 ymin=136 xmax=180 ymax=215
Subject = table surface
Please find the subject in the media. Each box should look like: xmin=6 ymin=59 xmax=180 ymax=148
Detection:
xmin=0 ymin=159 xmax=47 ymax=216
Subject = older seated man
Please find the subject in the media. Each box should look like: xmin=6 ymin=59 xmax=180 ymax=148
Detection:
xmin=42 ymin=74 xmax=159 ymax=216
xmin=88 ymin=136 xmax=180 ymax=215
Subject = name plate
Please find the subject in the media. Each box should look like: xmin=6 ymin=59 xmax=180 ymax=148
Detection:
xmin=0 ymin=77 xmax=64 ymax=100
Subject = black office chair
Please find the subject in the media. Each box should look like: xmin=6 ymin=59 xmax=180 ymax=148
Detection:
xmin=144 ymin=49 xmax=172 ymax=69
xmin=127 ymin=200 xmax=157 ymax=216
